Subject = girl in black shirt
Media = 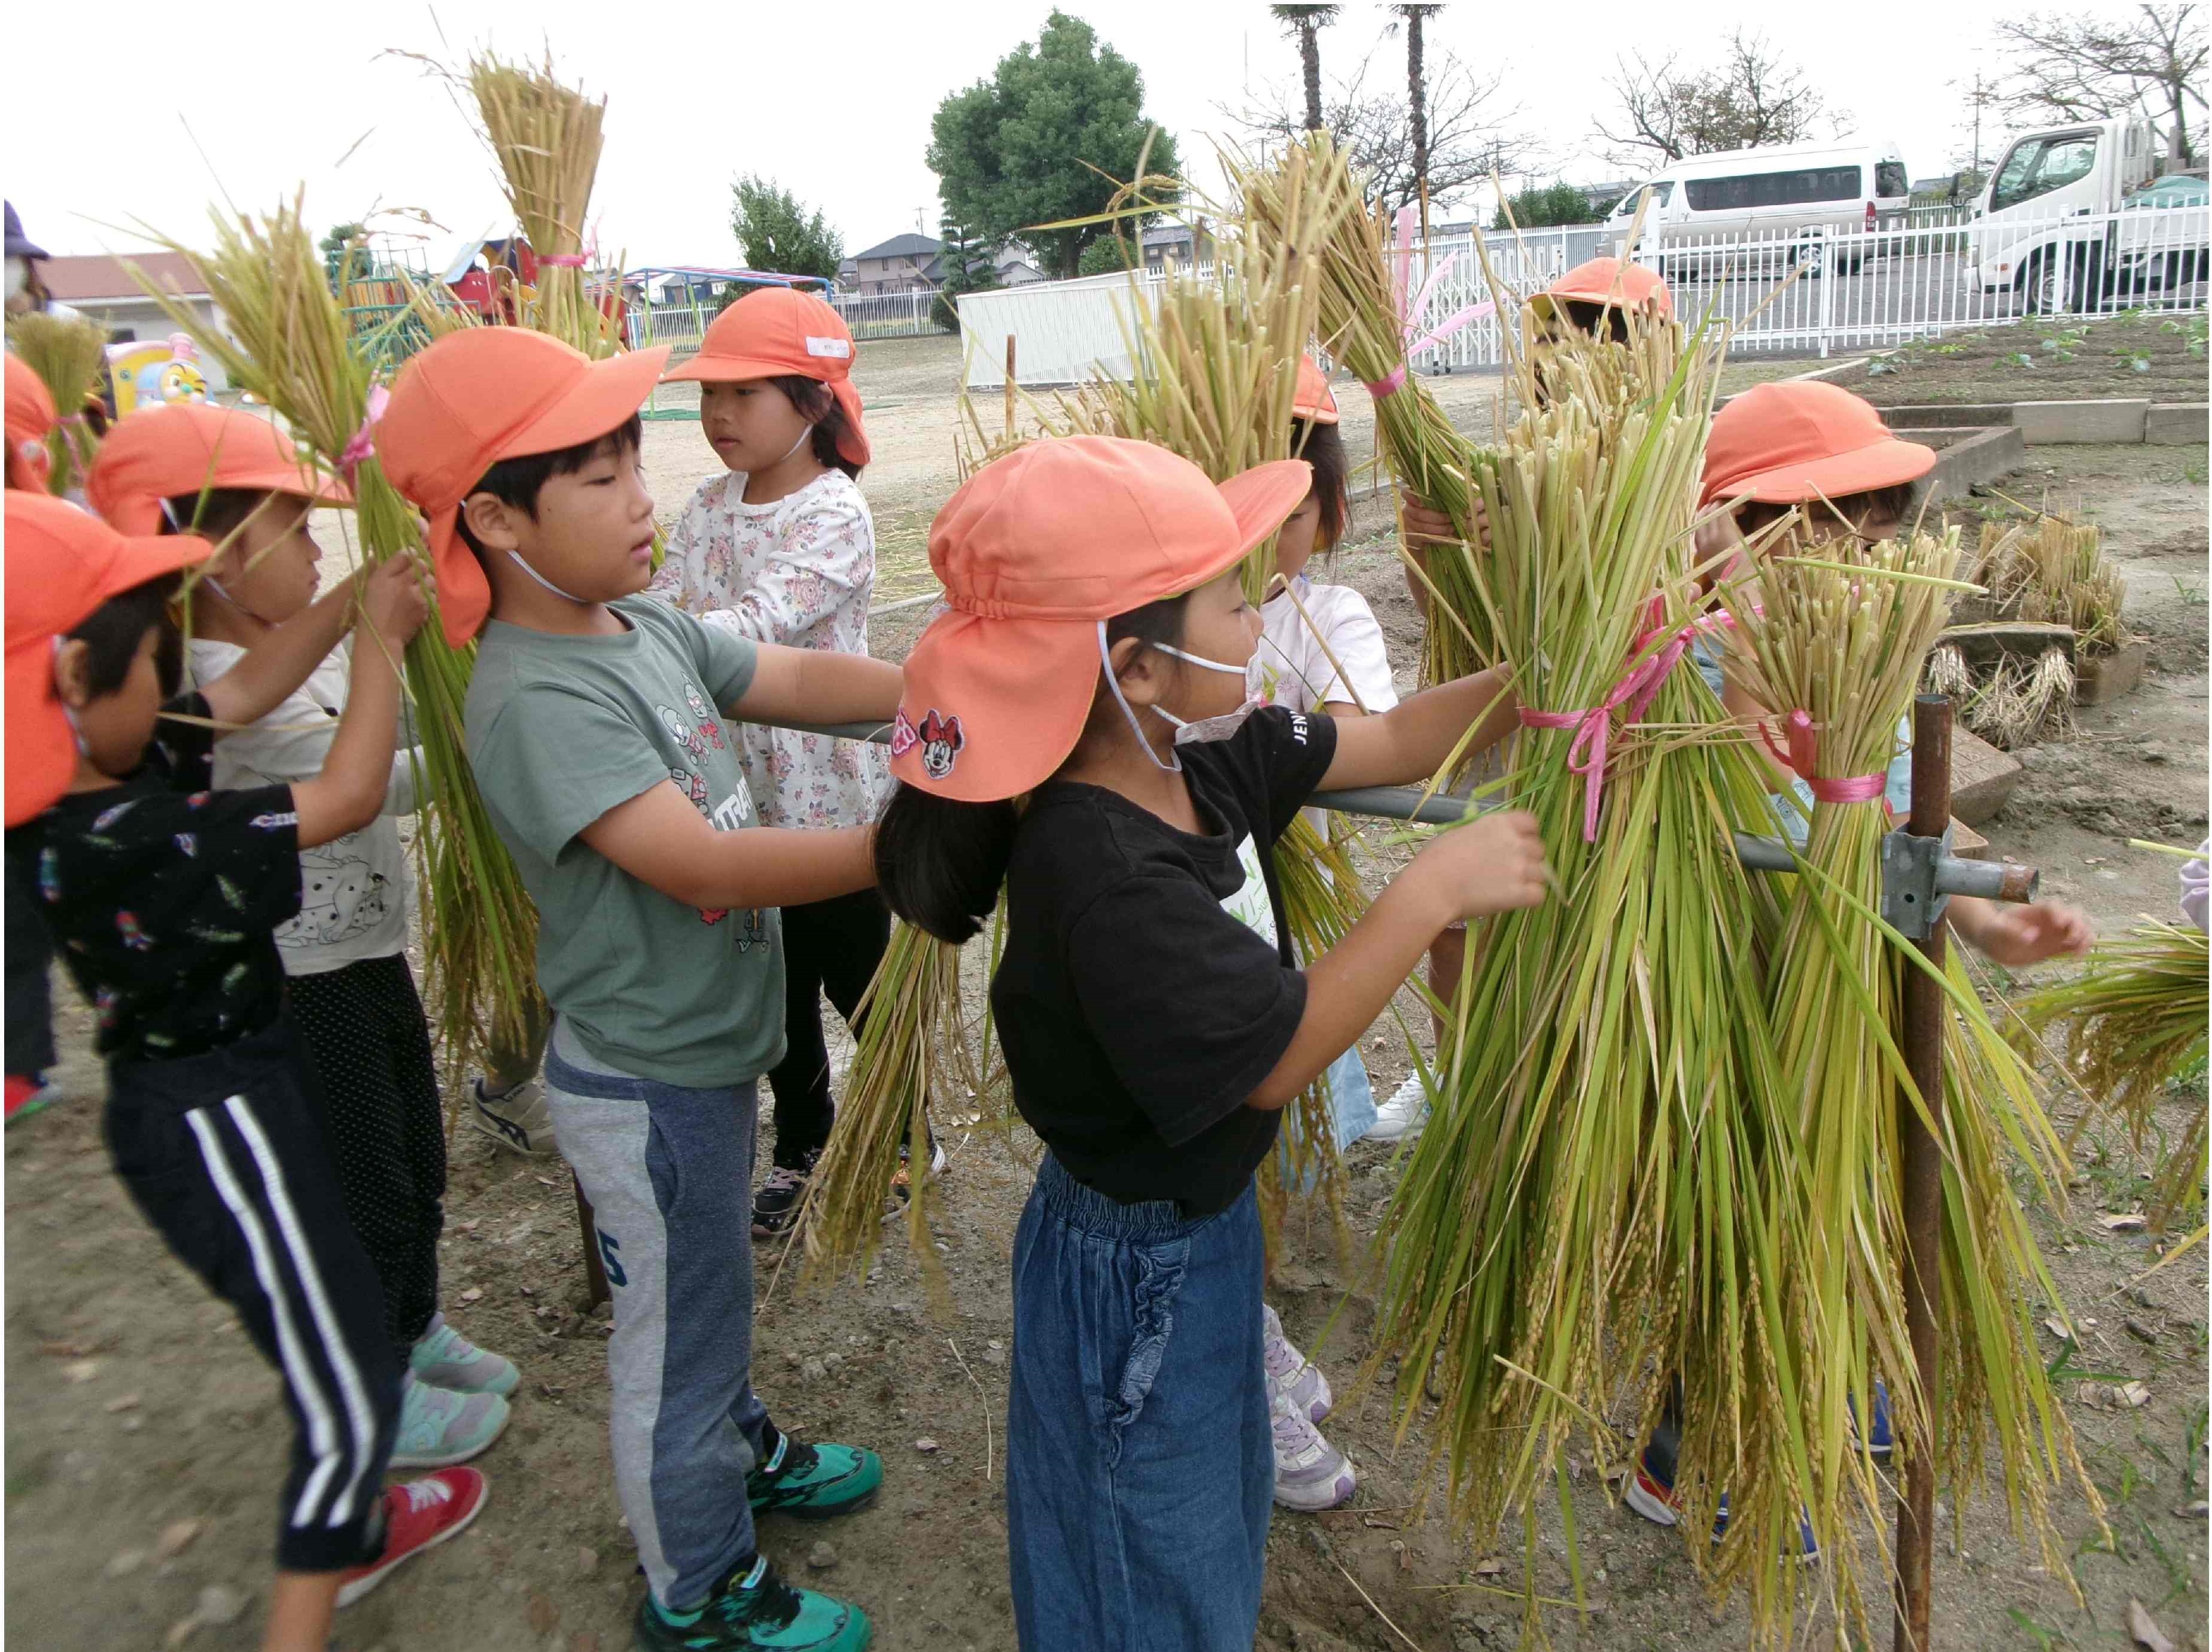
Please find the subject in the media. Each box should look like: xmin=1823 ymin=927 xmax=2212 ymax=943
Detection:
xmin=871 ymin=436 xmax=1549 ymax=1652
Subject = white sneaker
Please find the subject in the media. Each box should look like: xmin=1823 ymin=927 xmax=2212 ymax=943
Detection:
xmin=468 ymin=1076 xmax=553 ymax=1156
xmin=1364 ymin=1074 xmax=1428 ymax=1143
xmin=1262 ymin=1303 xmax=1332 ymax=1423
xmin=1270 ymin=1383 xmax=1356 ymax=1511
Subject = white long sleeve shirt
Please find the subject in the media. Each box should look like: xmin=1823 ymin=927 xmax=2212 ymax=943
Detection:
xmin=648 ymin=467 xmax=890 ymax=830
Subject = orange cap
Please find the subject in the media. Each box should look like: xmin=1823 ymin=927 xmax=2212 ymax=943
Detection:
xmin=660 ymin=287 xmax=869 ymax=467
xmin=85 ymin=402 xmax=352 ymax=535
xmin=378 ymin=329 xmax=670 ymax=647
xmin=1701 ymin=381 xmax=1936 ymax=509
xmin=5 ymin=355 xmax=58 ymax=491
xmin=892 ymin=435 xmax=1310 ymax=802
xmin=1292 ymin=357 xmax=1339 ymax=425
xmin=1530 ymin=257 xmax=1674 ymax=324
xmin=5 ymin=492 xmax=211 ymax=826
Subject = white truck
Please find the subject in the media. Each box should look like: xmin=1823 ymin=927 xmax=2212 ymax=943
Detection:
xmin=1965 ymin=116 xmax=2208 ymax=311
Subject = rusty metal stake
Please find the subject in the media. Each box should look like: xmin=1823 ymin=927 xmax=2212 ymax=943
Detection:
xmin=576 ymin=1171 xmax=610 ymax=1309
xmin=1894 ymin=694 xmax=1952 ymax=1652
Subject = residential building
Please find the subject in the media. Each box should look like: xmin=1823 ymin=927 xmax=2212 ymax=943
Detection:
xmin=838 ymin=235 xmax=1048 ymax=294
xmin=36 ymin=252 xmax=231 ymax=390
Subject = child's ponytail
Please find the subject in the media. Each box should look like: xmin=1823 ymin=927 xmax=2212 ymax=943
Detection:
xmin=874 ymin=784 xmax=1018 ymax=942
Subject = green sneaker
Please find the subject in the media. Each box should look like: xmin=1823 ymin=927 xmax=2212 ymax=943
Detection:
xmin=746 ymin=1429 xmax=881 ymax=1522
xmin=633 ymin=1556 xmax=871 ymax=1651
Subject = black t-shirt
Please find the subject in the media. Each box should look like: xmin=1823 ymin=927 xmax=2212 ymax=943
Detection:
xmin=16 ymin=693 xmax=303 ymax=1064
xmin=991 ymin=707 xmax=1339 ymax=1214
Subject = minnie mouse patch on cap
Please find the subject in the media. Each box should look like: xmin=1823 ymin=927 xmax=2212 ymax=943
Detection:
xmin=891 ymin=708 xmax=966 ymax=779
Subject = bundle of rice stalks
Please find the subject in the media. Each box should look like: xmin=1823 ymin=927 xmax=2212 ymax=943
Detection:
xmin=464 ymin=50 xmax=622 ymax=358
xmin=1975 ymin=516 xmax=2128 ymax=655
xmin=1365 ymin=290 xmax=1833 ymax=1623
xmin=1233 ymin=135 xmax=1498 ymax=684
xmin=6 ymin=311 xmax=108 ymax=492
xmin=1718 ymin=529 xmax=2090 ymax=1630
xmin=789 ymin=920 xmax=969 ymax=1288
xmin=134 ymin=196 xmax=540 ymax=1074
xmin=2016 ymin=919 xmax=2208 ymax=1225
xmin=1931 ymin=643 xmax=2076 ymax=749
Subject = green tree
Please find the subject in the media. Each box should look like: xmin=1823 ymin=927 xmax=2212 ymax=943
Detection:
xmin=927 ymin=11 xmax=1180 ymax=281
xmin=1493 ymin=181 xmax=1606 ymax=230
xmin=933 ymin=217 xmax=1002 ymax=333
xmin=729 ymin=175 xmax=844 ymax=282
xmin=1078 ymin=235 xmax=1138 ymax=276
xmin=319 ymin=223 xmax=366 ymax=292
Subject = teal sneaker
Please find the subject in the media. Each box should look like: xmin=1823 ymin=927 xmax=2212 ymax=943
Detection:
xmin=388 ymin=1374 xmax=510 ymax=1469
xmin=633 ymin=1556 xmax=871 ymax=1651
xmin=410 ymin=1312 xmax=521 ymax=1397
xmin=746 ymin=1429 xmax=881 ymax=1522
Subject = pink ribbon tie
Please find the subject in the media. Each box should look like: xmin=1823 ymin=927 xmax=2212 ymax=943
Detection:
xmin=1364 ymin=205 xmax=1495 ymax=400
xmin=539 ymin=252 xmax=588 ymax=268
xmin=1759 ymin=708 xmax=1886 ymax=804
xmin=339 ymin=386 xmax=390 ymax=482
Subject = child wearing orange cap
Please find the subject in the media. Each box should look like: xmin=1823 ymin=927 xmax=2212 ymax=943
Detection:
xmin=651 ymin=287 xmax=904 ymax=1239
xmin=4 ymin=492 xmax=484 ymax=1650
xmin=378 ymin=325 xmax=900 ymax=1652
xmin=4 ymin=355 xmax=65 ymax=1123
xmin=87 ymin=401 xmax=522 ymax=1472
xmin=872 ymin=433 xmax=1548 ymax=1651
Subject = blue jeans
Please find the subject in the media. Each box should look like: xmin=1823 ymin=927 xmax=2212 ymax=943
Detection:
xmin=1006 ymin=1157 xmax=1273 ymax=1652
xmin=542 ymin=1020 xmax=772 ymax=1611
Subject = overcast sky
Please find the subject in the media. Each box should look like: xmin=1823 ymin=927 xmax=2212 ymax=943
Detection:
xmin=10 ymin=1 xmax=2025 ymax=272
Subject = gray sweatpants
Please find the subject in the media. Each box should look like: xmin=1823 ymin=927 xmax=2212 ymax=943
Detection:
xmin=544 ymin=1020 xmax=773 ymax=1610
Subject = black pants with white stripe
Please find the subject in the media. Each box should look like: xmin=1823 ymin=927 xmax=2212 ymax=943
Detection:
xmin=105 ymin=1016 xmax=401 ymax=1571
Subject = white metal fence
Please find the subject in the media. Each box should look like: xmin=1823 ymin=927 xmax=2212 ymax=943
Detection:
xmin=959 ymin=204 xmax=2210 ymax=385
xmin=830 ymin=289 xmax=947 ymax=341
xmin=625 ymin=287 xmax=949 ymax=358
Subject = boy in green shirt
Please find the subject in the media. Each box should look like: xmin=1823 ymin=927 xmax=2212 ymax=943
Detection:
xmin=381 ymin=329 xmax=899 ymax=1652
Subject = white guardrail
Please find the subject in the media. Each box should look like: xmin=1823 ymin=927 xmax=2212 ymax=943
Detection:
xmin=958 ymin=203 xmax=2211 ymax=386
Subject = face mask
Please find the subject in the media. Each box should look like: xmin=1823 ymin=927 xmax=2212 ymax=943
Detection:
xmin=4 ymin=258 xmax=25 ymax=302
xmin=1097 ymin=624 xmax=1262 ymax=772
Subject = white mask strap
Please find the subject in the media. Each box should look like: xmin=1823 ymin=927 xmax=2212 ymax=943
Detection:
xmin=507 ymin=550 xmax=588 ymax=605
xmin=1151 ymin=641 xmax=1248 ymax=675
xmin=1097 ymin=621 xmax=1180 ymax=773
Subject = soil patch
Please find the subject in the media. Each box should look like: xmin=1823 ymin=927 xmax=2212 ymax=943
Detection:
xmin=1858 ymin=312 xmax=2210 ymax=407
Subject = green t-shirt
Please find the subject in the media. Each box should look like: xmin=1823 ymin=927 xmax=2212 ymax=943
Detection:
xmin=464 ymin=597 xmax=784 ymax=1087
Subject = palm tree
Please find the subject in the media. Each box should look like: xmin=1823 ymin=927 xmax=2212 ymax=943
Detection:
xmin=1270 ymin=4 xmax=1341 ymax=133
xmin=1391 ymin=6 xmax=1446 ymax=232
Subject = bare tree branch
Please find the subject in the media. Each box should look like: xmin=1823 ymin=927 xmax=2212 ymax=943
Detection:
xmin=1226 ymin=42 xmax=1527 ymax=210
xmin=1996 ymin=4 xmax=2208 ymax=166
xmin=1595 ymin=29 xmax=1838 ymax=171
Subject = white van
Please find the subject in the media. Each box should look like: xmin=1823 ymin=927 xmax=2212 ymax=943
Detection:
xmin=1605 ymin=139 xmax=1911 ymax=273
xmin=1964 ymin=117 xmax=2204 ymax=309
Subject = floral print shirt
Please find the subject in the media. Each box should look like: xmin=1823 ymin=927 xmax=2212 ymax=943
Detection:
xmin=649 ymin=468 xmax=890 ymax=831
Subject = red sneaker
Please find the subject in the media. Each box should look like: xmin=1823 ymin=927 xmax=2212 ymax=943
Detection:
xmin=5 ymin=1075 xmax=50 ymax=1125
xmin=336 ymin=1468 xmax=488 ymax=1607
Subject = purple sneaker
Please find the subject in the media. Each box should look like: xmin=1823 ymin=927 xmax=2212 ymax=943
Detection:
xmin=1270 ymin=1385 xmax=1356 ymax=1511
xmin=1262 ymin=1303 xmax=1332 ymax=1424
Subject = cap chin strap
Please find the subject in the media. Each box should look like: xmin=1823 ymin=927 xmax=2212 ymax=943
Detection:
xmin=161 ymin=498 xmax=241 ymax=608
xmin=1095 ymin=624 xmax=1253 ymax=773
xmin=507 ymin=550 xmax=589 ymax=605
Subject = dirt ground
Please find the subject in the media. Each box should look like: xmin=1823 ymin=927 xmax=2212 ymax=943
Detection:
xmin=1856 ymin=313 xmax=2210 ymax=408
xmin=7 ymin=381 xmax=2208 ymax=1649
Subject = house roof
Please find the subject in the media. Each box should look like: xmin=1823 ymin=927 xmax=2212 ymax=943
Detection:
xmin=39 ymin=251 xmax=206 ymax=303
xmin=853 ymin=233 xmax=940 ymax=262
